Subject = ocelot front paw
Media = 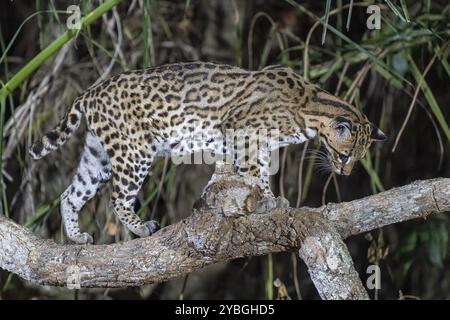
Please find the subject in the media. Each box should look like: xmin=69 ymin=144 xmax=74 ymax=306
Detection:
xmin=69 ymin=232 xmax=94 ymax=245
xmin=135 ymin=220 xmax=161 ymax=237
xmin=255 ymin=196 xmax=290 ymax=214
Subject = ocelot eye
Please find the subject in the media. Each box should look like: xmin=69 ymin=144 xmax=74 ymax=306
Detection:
xmin=333 ymin=117 xmax=352 ymax=135
xmin=333 ymin=117 xmax=352 ymax=136
xmin=336 ymin=123 xmax=351 ymax=135
xmin=339 ymin=154 xmax=349 ymax=164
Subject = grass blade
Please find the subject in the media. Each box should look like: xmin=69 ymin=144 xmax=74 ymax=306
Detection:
xmin=321 ymin=0 xmax=332 ymax=45
xmin=399 ymin=0 xmax=410 ymax=22
xmin=407 ymin=54 xmax=450 ymax=144
xmin=284 ymin=0 xmax=413 ymax=88
xmin=384 ymin=0 xmax=407 ymax=22
xmin=142 ymin=0 xmax=155 ymax=68
xmin=346 ymin=0 xmax=354 ymax=31
xmin=361 ymin=154 xmax=385 ymax=192
xmin=266 ymin=253 xmax=274 ymax=300
xmin=434 ymin=45 xmax=450 ymax=79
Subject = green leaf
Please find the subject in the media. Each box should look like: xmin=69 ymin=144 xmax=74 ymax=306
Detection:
xmin=24 ymin=197 xmax=60 ymax=228
xmin=373 ymin=63 xmax=403 ymax=89
xmin=360 ymin=151 xmax=385 ymax=192
xmin=399 ymin=230 xmax=419 ymax=255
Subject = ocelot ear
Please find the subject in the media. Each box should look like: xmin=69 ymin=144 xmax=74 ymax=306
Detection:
xmin=370 ymin=123 xmax=387 ymax=141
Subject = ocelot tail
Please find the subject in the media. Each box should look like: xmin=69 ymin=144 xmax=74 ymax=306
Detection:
xmin=30 ymin=62 xmax=386 ymax=244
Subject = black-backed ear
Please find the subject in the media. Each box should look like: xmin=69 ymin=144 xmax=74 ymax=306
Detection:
xmin=370 ymin=123 xmax=387 ymax=141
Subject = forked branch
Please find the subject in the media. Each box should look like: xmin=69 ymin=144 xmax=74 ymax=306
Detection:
xmin=0 ymin=165 xmax=449 ymax=299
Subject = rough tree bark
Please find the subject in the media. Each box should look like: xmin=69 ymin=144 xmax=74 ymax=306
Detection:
xmin=0 ymin=164 xmax=449 ymax=300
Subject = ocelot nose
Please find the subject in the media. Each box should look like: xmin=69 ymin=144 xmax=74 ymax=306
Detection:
xmin=339 ymin=154 xmax=349 ymax=164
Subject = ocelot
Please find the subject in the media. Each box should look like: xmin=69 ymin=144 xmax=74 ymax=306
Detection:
xmin=30 ymin=62 xmax=386 ymax=244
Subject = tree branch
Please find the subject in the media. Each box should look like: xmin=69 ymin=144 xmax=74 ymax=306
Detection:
xmin=0 ymin=165 xmax=449 ymax=299
xmin=298 ymin=219 xmax=369 ymax=299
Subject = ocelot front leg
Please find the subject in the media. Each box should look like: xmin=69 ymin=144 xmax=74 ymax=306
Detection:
xmin=233 ymin=145 xmax=289 ymax=214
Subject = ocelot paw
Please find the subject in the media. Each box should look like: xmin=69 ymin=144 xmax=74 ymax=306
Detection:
xmin=255 ymin=196 xmax=290 ymax=214
xmin=69 ymin=232 xmax=94 ymax=245
xmin=135 ymin=220 xmax=160 ymax=237
xmin=276 ymin=196 xmax=290 ymax=208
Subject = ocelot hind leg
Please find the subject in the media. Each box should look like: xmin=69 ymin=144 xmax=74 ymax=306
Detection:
xmin=60 ymin=131 xmax=112 ymax=244
xmin=109 ymin=146 xmax=159 ymax=238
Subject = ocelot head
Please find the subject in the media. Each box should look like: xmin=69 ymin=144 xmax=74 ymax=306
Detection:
xmin=322 ymin=115 xmax=386 ymax=175
xmin=311 ymin=89 xmax=387 ymax=175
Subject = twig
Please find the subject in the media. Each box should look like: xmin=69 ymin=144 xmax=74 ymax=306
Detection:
xmin=392 ymin=52 xmax=438 ymax=152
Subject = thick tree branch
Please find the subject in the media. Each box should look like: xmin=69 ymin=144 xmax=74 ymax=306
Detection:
xmin=298 ymin=220 xmax=369 ymax=299
xmin=0 ymin=168 xmax=449 ymax=299
xmin=317 ymin=178 xmax=450 ymax=238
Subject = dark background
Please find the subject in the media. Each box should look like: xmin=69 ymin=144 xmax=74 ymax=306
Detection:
xmin=0 ymin=0 xmax=449 ymax=299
